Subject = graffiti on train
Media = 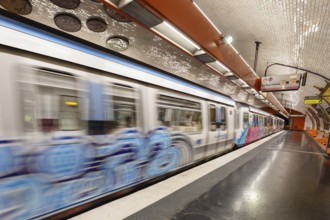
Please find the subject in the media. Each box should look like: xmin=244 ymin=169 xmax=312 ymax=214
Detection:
xmin=0 ymin=127 xmax=181 ymax=220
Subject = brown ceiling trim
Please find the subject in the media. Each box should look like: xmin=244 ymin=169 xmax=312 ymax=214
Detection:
xmin=134 ymin=0 xmax=288 ymax=115
xmin=262 ymin=92 xmax=288 ymax=115
xmin=135 ymin=0 xmax=258 ymax=85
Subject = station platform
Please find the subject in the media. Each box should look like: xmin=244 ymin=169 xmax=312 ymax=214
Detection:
xmin=71 ymin=131 xmax=330 ymax=220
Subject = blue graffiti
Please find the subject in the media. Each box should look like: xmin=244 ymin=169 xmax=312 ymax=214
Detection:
xmin=31 ymin=143 xmax=94 ymax=182
xmin=236 ymin=126 xmax=248 ymax=145
xmin=0 ymin=147 xmax=15 ymax=177
xmin=0 ymin=176 xmax=40 ymax=220
xmin=146 ymin=127 xmax=179 ymax=177
xmin=0 ymin=127 xmax=183 ymax=219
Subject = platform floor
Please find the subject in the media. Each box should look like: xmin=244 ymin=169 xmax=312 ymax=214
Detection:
xmin=72 ymin=131 xmax=330 ymax=220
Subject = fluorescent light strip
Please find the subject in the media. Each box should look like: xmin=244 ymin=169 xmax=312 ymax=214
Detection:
xmin=104 ymin=0 xmax=119 ymax=7
xmin=231 ymin=80 xmax=245 ymax=87
xmin=230 ymin=44 xmax=239 ymax=55
xmin=224 ymin=72 xmax=234 ymax=77
xmin=207 ymin=65 xmax=224 ymax=76
xmin=192 ymin=1 xmax=222 ymax=35
xmin=239 ymin=55 xmax=250 ymax=67
xmin=165 ymin=21 xmax=200 ymax=49
xmin=232 ymin=78 xmax=249 ymax=87
xmin=118 ymin=0 xmax=133 ymax=8
xmin=207 ymin=60 xmax=230 ymax=73
xmin=152 ymin=21 xmax=200 ymax=54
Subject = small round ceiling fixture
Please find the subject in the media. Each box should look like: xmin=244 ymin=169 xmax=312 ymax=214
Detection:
xmin=106 ymin=36 xmax=129 ymax=52
xmin=0 ymin=0 xmax=32 ymax=15
xmin=103 ymin=4 xmax=131 ymax=22
xmin=86 ymin=17 xmax=107 ymax=32
xmin=54 ymin=13 xmax=82 ymax=32
xmin=224 ymin=35 xmax=233 ymax=44
xmin=50 ymin=0 xmax=80 ymax=10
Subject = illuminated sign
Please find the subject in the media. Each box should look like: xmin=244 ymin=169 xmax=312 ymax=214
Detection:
xmin=304 ymin=96 xmax=322 ymax=105
xmin=65 ymin=101 xmax=78 ymax=106
xmin=261 ymin=73 xmax=301 ymax=92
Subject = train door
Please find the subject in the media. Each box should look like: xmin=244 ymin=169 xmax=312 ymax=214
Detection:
xmin=264 ymin=116 xmax=268 ymax=135
xmin=233 ymin=107 xmax=239 ymax=144
xmin=258 ymin=115 xmax=264 ymax=138
xmin=206 ymin=103 xmax=228 ymax=156
xmin=225 ymin=106 xmax=235 ymax=150
xmin=273 ymin=118 xmax=277 ymax=132
xmin=234 ymin=104 xmax=249 ymax=146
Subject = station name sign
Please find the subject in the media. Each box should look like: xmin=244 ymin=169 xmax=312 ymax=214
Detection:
xmin=261 ymin=73 xmax=301 ymax=92
xmin=304 ymin=96 xmax=322 ymax=105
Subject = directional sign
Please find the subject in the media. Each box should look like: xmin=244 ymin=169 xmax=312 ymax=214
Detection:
xmin=304 ymin=96 xmax=322 ymax=105
xmin=261 ymin=73 xmax=301 ymax=92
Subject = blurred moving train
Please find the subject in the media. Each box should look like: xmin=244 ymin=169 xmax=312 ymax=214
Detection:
xmin=0 ymin=15 xmax=284 ymax=219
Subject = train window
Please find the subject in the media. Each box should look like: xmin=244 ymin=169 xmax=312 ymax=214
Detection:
xmin=157 ymin=95 xmax=202 ymax=133
xmin=258 ymin=115 xmax=263 ymax=127
xmin=264 ymin=117 xmax=268 ymax=127
xmin=243 ymin=112 xmax=249 ymax=127
xmin=112 ymin=84 xmax=137 ymax=129
xmin=32 ymin=69 xmax=81 ymax=132
xmin=249 ymin=113 xmax=253 ymax=125
xmin=253 ymin=114 xmax=258 ymax=127
xmin=269 ymin=117 xmax=273 ymax=126
xmin=59 ymin=95 xmax=80 ymax=130
xmin=209 ymin=105 xmax=216 ymax=131
xmin=220 ymin=107 xmax=227 ymax=130
xmin=21 ymin=91 xmax=37 ymax=132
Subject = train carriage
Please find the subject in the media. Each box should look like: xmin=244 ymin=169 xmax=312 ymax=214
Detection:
xmin=0 ymin=16 xmax=284 ymax=220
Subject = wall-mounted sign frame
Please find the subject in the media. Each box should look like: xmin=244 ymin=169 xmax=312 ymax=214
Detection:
xmin=261 ymin=73 xmax=301 ymax=92
xmin=320 ymin=83 xmax=330 ymax=105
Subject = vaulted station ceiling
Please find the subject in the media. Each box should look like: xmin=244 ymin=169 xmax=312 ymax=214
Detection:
xmin=2 ymin=0 xmax=328 ymax=117
xmin=192 ymin=0 xmax=330 ymax=114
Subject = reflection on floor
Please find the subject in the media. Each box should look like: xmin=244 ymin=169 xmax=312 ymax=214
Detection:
xmin=172 ymin=131 xmax=330 ymax=220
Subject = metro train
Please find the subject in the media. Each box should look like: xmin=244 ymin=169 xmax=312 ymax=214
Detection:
xmin=0 ymin=16 xmax=284 ymax=219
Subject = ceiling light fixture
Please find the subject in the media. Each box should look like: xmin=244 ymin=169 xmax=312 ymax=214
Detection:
xmin=246 ymin=88 xmax=258 ymax=94
xmin=118 ymin=0 xmax=162 ymax=27
xmin=194 ymin=50 xmax=216 ymax=63
xmin=207 ymin=60 xmax=230 ymax=74
xmin=217 ymin=35 xmax=233 ymax=46
xmin=224 ymin=72 xmax=234 ymax=77
xmin=152 ymin=21 xmax=200 ymax=54
xmin=222 ymin=35 xmax=233 ymax=44
xmin=231 ymin=78 xmax=248 ymax=87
